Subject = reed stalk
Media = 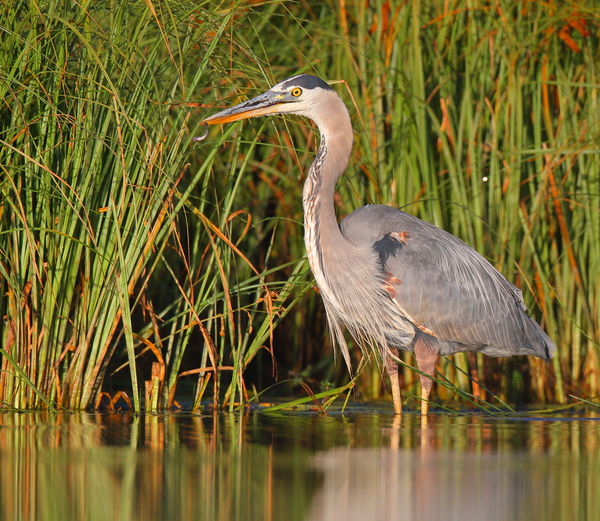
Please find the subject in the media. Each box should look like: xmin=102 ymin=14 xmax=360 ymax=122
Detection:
xmin=1 ymin=0 xmax=598 ymax=410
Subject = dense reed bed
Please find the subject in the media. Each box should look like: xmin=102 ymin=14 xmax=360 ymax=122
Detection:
xmin=1 ymin=0 xmax=598 ymax=410
xmin=0 ymin=1 xmax=306 ymax=410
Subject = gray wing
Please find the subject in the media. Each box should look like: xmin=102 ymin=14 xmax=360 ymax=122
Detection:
xmin=340 ymin=205 xmax=555 ymax=358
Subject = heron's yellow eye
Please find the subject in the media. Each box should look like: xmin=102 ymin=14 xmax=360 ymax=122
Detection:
xmin=291 ymin=87 xmax=302 ymax=97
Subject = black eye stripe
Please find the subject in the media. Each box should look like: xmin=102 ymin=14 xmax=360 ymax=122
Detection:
xmin=281 ymin=74 xmax=333 ymax=91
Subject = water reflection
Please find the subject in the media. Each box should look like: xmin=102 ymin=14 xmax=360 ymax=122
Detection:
xmin=0 ymin=410 xmax=598 ymax=521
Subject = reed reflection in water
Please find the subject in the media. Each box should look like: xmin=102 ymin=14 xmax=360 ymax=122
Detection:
xmin=0 ymin=411 xmax=598 ymax=521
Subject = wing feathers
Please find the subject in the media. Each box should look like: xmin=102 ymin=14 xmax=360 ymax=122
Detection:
xmin=341 ymin=205 xmax=555 ymax=358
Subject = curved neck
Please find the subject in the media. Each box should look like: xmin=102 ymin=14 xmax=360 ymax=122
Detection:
xmin=302 ymin=93 xmax=354 ymax=281
xmin=302 ymin=93 xmax=353 ymax=230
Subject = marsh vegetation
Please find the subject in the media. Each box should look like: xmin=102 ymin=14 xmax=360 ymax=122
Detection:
xmin=1 ymin=0 xmax=598 ymax=411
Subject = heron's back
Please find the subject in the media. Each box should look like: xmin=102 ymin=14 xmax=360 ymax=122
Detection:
xmin=340 ymin=205 xmax=555 ymax=360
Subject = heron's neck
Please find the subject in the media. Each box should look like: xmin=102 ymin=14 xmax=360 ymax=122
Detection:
xmin=302 ymin=97 xmax=353 ymax=273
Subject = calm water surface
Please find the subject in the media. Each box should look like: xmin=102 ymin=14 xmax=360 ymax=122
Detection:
xmin=1 ymin=407 xmax=598 ymax=521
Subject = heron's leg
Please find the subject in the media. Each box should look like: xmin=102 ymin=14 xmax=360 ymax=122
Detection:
xmin=385 ymin=348 xmax=402 ymax=415
xmin=414 ymin=337 xmax=438 ymax=416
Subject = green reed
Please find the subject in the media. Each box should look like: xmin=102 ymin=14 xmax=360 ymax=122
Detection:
xmin=0 ymin=0 xmax=598 ymax=410
xmin=0 ymin=1 xmax=308 ymax=410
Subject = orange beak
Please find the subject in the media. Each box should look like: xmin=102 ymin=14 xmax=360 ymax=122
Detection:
xmin=201 ymin=91 xmax=287 ymax=125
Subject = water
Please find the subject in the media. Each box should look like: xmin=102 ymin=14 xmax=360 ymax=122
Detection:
xmin=1 ymin=408 xmax=598 ymax=521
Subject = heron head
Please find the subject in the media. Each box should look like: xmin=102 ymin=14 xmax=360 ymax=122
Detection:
xmin=201 ymin=74 xmax=335 ymax=126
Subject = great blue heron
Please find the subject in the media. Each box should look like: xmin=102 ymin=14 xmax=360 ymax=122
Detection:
xmin=201 ymin=74 xmax=555 ymax=415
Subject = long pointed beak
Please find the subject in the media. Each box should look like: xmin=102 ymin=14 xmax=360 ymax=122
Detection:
xmin=202 ymin=91 xmax=287 ymax=125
